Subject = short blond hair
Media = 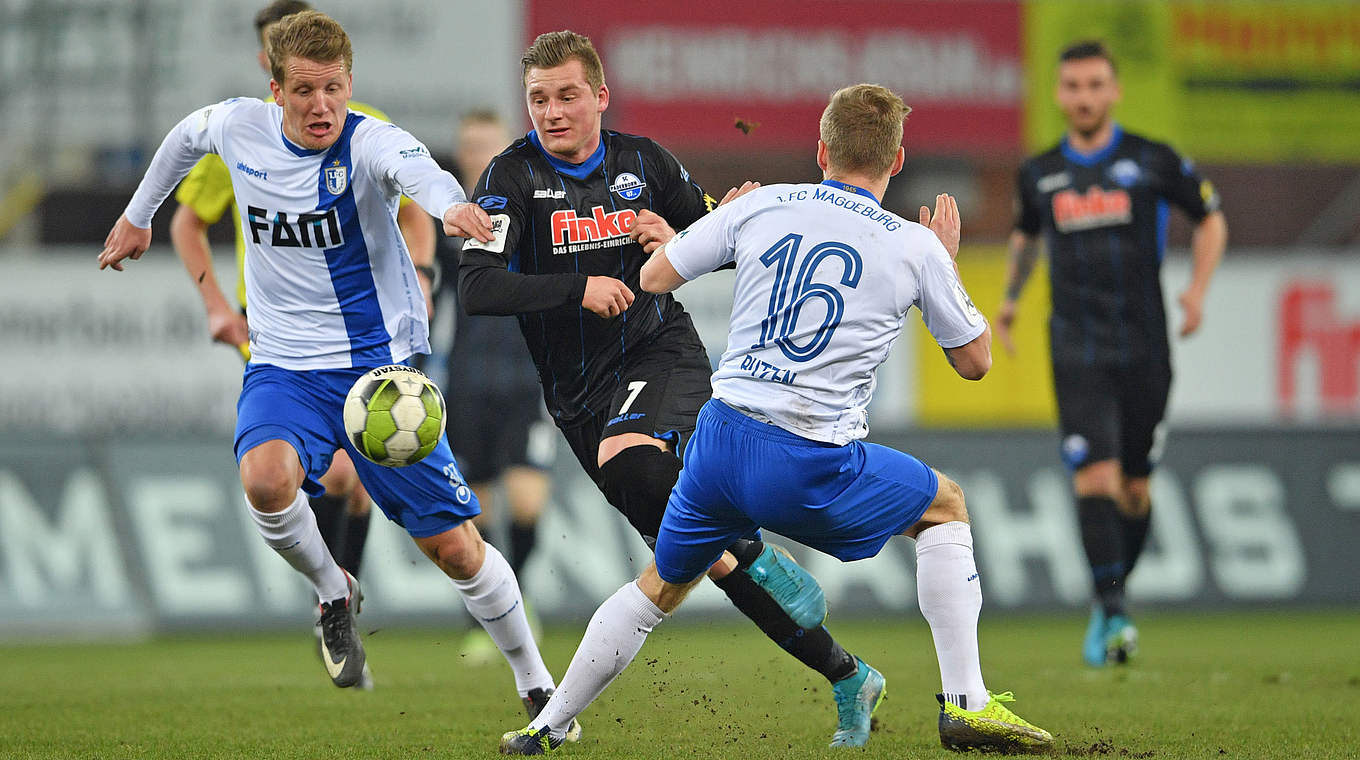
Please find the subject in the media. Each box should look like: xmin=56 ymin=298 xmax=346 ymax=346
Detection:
xmin=819 ymin=84 xmax=910 ymax=175
xmin=267 ymin=10 xmax=352 ymax=86
xmin=521 ymin=30 xmax=604 ymax=91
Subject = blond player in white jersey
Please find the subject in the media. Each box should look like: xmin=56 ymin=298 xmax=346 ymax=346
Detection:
xmin=500 ymin=85 xmax=1053 ymax=755
xmin=96 ymin=10 xmax=581 ymax=736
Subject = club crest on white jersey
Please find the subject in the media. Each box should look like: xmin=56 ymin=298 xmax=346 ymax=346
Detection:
xmin=325 ymin=162 xmax=348 ymax=195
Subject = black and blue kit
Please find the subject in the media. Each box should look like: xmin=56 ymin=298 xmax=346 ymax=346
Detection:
xmin=458 ymin=129 xmax=716 ymax=534
xmin=1016 ymin=124 xmax=1220 ymax=474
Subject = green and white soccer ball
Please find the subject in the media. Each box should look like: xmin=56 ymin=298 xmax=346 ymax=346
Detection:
xmin=343 ymin=365 xmax=446 ymax=467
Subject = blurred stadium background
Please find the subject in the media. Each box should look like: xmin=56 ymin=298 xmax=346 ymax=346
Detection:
xmin=1 ymin=0 xmax=1357 ymax=642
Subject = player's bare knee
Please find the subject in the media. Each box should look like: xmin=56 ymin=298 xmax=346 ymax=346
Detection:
xmin=930 ymin=475 xmax=970 ymax=524
xmin=417 ymin=521 xmax=486 ymax=580
xmin=240 ymin=448 xmax=301 ymax=511
xmin=1073 ymin=459 xmax=1122 ymax=498
xmin=1121 ymin=478 xmax=1152 ymax=517
xmin=597 ymin=433 xmax=666 ymax=469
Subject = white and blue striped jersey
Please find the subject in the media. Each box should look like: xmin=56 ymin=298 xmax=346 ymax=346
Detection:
xmin=124 ymin=97 xmax=465 ymax=369
xmin=665 ymin=181 xmax=986 ymax=445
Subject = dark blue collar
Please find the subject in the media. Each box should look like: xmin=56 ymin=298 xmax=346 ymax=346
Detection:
xmin=528 ymin=130 xmax=605 ymax=180
xmin=820 ymin=179 xmax=881 ymax=206
xmin=1061 ymin=123 xmax=1124 ymax=167
xmin=281 ymin=131 xmax=323 ymax=156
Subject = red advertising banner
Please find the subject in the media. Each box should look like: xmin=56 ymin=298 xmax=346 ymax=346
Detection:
xmin=526 ymin=0 xmax=1022 ymax=152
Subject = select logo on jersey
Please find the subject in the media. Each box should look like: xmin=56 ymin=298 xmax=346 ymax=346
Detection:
xmin=246 ymin=206 xmax=345 ymax=248
xmin=550 ymin=206 xmax=638 ymax=254
xmin=324 ymin=163 xmax=348 ymax=195
xmin=1108 ymin=159 xmax=1142 ymax=188
xmin=479 ymin=195 xmax=508 ymax=211
xmin=235 ymin=161 xmax=268 ymax=181
xmin=533 ymin=188 xmax=567 ymax=200
xmin=1052 ymin=186 xmax=1131 ymax=233
xmin=609 ymin=172 xmax=646 ymax=201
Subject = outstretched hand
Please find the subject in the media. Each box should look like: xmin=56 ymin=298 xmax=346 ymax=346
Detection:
xmin=443 ymin=202 xmax=494 ymax=243
xmin=98 ymin=215 xmax=152 ymax=271
xmin=919 ymin=193 xmax=961 ymax=259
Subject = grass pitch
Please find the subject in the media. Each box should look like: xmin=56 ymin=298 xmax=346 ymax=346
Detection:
xmin=1 ymin=609 xmax=1355 ymax=759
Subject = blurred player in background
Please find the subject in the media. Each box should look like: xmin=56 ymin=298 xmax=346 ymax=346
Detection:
xmin=169 ymin=0 xmax=438 ymax=617
xmin=99 ymin=13 xmax=574 ymax=733
xmin=439 ymin=109 xmax=555 ymax=658
xmin=997 ymin=40 xmax=1227 ymax=666
xmin=501 ymin=83 xmax=1053 ymax=756
xmin=446 ymin=31 xmax=883 ymax=746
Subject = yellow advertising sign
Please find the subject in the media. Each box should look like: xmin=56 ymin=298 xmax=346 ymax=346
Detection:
xmin=912 ymin=246 xmax=1057 ymax=428
xmin=1025 ymin=0 xmax=1360 ymax=163
xmin=1023 ymin=1 xmax=1176 ymax=155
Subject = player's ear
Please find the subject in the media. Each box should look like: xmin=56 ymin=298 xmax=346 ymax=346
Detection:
xmin=816 ymin=140 xmax=830 ymax=173
xmin=889 ymin=146 xmax=905 ymax=177
xmin=597 ymin=83 xmax=610 ymax=114
xmin=269 ymin=78 xmax=284 ymax=106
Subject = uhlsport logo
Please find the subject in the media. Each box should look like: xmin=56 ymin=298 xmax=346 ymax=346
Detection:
xmin=325 ymin=161 xmax=348 ymax=195
xmin=235 ymin=161 xmax=268 ymax=181
xmin=610 ymin=172 xmax=646 ymax=201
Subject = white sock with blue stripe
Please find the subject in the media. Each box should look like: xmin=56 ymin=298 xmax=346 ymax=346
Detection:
xmin=249 ymin=490 xmax=349 ymax=603
xmin=916 ymin=521 xmax=989 ymax=711
xmin=451 ymin=543 xmax=553 ymax=696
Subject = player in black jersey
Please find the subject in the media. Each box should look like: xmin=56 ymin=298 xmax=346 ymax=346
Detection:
xmin=443 ymin=31 xmax=882 ymax=746
xmin=998 ymin=41 xmax=1227 ymax=667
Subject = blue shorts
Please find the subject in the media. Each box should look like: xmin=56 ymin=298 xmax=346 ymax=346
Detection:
xmin=234 ymin=362 xmax=479 ymax=538
xmin=655 ymin=399 xmax=938 ymax=584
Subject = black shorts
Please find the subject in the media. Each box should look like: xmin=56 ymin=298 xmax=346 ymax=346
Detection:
xmin=559 ymin=337 xmax=713 ymax=492
xmin=1052 ymin=359 xmax=1171 ymax=478
xmin=447 ymin=386 xmax=554 ymax=484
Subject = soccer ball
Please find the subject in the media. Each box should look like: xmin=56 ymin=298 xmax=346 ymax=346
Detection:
xmin=343 ymin=365 xmax=446 ymax=467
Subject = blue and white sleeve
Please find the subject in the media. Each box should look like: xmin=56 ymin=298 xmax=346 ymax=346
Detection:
xmin=362 ymin=122 xmax=465 ymax=219
xmin=123 ymin=100 xmax=237 ymax=228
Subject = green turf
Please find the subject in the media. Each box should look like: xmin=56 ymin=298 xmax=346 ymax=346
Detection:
xmin=1 ymin=609 xmax=1355 ymax=758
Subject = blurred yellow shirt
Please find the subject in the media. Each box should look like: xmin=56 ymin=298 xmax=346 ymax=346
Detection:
xmin=173 ymin=99 xmax=412 ymax=310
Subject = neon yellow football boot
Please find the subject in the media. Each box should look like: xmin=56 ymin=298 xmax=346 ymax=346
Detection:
xmin=937 ymin=691 xmax=1053 ymax=754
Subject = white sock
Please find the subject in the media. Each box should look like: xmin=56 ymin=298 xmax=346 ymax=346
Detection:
xmin=916 ymin=521 xmax=989 ymax=711
xmin=451 ymin=543 xmax=553 ymax=696
xmin=530 ymin=581 xmax=665 ymax=738
xmin=249 ymin=490 xmax=349 ymax=603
